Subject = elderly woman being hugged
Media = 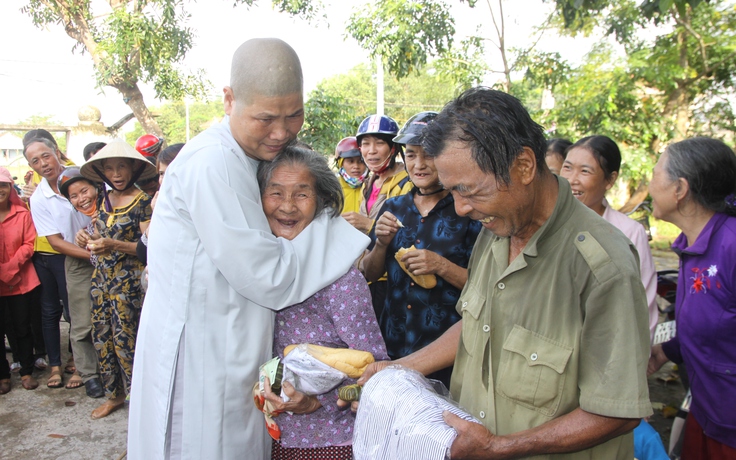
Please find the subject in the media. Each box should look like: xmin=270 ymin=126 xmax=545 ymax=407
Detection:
xmin=257 ymin=146 xmax=389 ymax=460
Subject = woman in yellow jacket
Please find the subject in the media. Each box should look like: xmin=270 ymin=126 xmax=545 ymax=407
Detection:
xmin=342 ymin=115 xmax=412 ymax=234
xmin=334 ymin=137 xmax=368 ymax=215
xmin=343 ymin=115 xmax=413 ymax=318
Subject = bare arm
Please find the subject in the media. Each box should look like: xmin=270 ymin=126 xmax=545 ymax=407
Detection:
xmin=358 ymin=320 xmax=462 ymax=386
xmin=647 ymin=343 xmax=670 ymax=376
xmin=46 ymin=233 xmax=91 ymax=261
xmin=445 ymin=407 xmax=640 ymax=460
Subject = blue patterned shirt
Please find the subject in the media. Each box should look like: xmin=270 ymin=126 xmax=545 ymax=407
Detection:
xmin=369 ymin=189 xmax=481 ymax=379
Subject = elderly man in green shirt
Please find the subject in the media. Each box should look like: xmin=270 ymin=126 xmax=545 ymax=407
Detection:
xmin=365 ymin=88 xmax=652 ymax=459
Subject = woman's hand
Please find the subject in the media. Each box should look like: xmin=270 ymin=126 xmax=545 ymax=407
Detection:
xmin=87 ymin=237 xmax=115 ymax=256
xmin=648 ymin=344 xmax=670 ymax=376
xmin=263 ymin=378 xmax=322 ymax=415
xmin=400 ymin=249 xmax=444 ymax=276
xmin=75 ymin=228 xmax=91 ymax=249
xmin=342 ymin=212 xmax=374 ymax=234
xmin=21 ymin=175 xmax=36 ymax=202
xmin=374 ymin=212 xmax=400 ymax=247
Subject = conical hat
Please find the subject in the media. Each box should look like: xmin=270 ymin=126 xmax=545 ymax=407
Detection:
xmin=80 ymin=140 xmax=158 ymax=185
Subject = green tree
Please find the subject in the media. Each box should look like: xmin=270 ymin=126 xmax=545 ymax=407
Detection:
xmin=301 ymin=63 xmax=460 ymax=154
xmin=346 ymin=0 xmax=457 ymax=78
xmin=22 ymin=0 xmax=213 ymax=138
xmin=126 ymin=99 xmax=224 ymax=145
xmin=548 ymin=0 xmax=736 ymax=144
xmin=539 ymin=0 xmax=736 ymax=208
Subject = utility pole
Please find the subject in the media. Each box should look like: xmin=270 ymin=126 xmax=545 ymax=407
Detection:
xmin=376 ymin=54 xmax=385 ymax=116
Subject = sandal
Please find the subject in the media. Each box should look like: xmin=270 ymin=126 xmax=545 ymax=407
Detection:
xmin=47 ymin=369 xmax=64 ymax=388
xmin=66 ymin=372 xmax=84 ymax=389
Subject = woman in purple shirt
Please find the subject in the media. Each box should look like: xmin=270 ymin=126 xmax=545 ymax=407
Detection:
xmin=257 ymin=146 xmax=388 ymax=460
xmin=647 ymin=137 xmax=736 ymax=458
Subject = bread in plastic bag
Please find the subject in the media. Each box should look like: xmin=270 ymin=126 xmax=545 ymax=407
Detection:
xmin=353 ymin=365 xmax=481 ymax=460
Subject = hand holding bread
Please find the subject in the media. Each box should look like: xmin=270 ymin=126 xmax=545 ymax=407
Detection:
xmin=395 ymin=245 xmax=438 ymax=289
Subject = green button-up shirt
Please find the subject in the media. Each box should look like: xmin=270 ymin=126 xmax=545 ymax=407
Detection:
xmin=450 ymin=178 xmax=652 ymax=459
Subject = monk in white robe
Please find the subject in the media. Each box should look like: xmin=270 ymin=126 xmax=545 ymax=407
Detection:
xmin=127 ymin=38 xmax=370 ymax=460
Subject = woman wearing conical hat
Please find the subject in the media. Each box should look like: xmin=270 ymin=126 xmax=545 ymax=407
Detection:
xmin=77 ymin=140 xmax=155 ymax=419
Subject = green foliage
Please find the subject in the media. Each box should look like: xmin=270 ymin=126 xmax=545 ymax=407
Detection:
xmin=433 ymin=34 xmax=488 ymax=91
xmin=300 ymin=88 xmax=363 ymax=155
xmin=514 ymin=50 xmax=571 ymax=90
xmin=521 ymin=45 xmax=664 ymax=185
xmin=532 ymin=0 xmax=736 ymax=194
xmin=232 ymin=0 xmax=323 ymax=20
xmin=301 ymin=63 xmax=459 ymax=156
xmin=546 ymin=0 xmax=706 ymax=31
xmin=347 ymin=0 xmax=456 ymax=78
xmin=23 ymin=1 xmax=209 ymax=101
xmin=95 ymin=2 xmax=208 ymax=100
xmin=126 ymin=99 xmax=225 ymax=145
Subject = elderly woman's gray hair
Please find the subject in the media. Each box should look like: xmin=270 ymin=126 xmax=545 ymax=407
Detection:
xmin=257 ymin=146 xmax=344 ymax=219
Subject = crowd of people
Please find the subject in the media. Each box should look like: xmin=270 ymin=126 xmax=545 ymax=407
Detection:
xmin=2 ymin=37 xmax=735 ymax=460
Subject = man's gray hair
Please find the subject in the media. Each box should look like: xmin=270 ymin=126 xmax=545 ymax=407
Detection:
xmin=23 ymin=137 xmax=58 ymax=159
xmin=257 ymin=146 xmax=344 ymax=219
xmin=230 ymin=38 xmax=303 ymax=104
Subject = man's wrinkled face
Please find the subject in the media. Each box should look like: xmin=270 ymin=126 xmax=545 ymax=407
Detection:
xmin=224 ymin=89 xmax=304 ymax=162
xmin=435 ymin=141 xmax=531 ymax=239
xmin=25 ymin=142 xmax=63 ymax=182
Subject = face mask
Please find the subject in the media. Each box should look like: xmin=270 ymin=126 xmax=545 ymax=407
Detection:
xmin=339 ymin=167 xmax=369 ymax=189
xmin=78 ymin=200 xmax=98 ymax=217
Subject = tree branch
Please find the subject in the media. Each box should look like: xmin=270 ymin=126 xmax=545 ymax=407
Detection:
xmin=674 ymin=13 xmax=711 ymax=73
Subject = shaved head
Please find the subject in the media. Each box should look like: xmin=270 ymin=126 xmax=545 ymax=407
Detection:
xmin=230 ymin=38 xmax=303 ymax=104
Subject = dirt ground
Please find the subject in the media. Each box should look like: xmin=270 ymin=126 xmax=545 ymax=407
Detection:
xmin=0 ymin=250 xmax=685 ymax=459
xmin=1 ymin=322 xmax=128 ymax=460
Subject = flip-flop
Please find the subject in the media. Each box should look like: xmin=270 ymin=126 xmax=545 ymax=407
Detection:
xmin=65 ymin=372 xmax=84 ymax=389
xmin=47 ymin=370 xmax=64 ymax=388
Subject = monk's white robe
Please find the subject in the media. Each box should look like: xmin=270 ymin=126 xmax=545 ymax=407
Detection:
xmin=127 ymin=118 xmax=369 ymax=460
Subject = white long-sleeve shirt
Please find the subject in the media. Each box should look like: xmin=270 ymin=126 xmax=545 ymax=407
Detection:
xmin=127 ymin=118 xmax=369 ymax=460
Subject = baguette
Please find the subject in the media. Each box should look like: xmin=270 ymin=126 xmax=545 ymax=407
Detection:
xmin=283 ymin=344 xmax=375 ymax=378
xmin=395 ymin=245 xmax=437 ymax=289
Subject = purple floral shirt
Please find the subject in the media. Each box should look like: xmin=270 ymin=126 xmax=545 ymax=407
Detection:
xmin=661 ymin=213 xmax=736 ymax=448
xmin=273 ymin=267 xmax=389 ymax=448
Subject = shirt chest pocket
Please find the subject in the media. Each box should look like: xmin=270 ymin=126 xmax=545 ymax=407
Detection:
xmin=458 ymin=287 xmax=486 ymax=357
xmin=496 ymin=325 xmax=573 ymax=417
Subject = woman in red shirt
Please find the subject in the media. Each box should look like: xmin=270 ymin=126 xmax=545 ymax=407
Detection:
xmin=0 ymin=167 xmax=41 ymax=393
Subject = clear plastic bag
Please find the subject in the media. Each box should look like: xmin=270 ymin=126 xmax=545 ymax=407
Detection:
xmin=280 ymin=345 xmax=348 ymax=399
xmin=353 ymin=365 xmax=481 ymax=460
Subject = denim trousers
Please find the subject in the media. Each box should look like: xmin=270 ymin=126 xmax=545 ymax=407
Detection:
xmin=32 ymin=253 xmax=69 ymax=368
